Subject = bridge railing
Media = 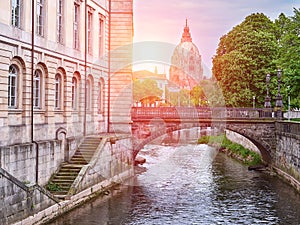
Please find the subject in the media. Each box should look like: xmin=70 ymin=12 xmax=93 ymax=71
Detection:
xmin=131 ymin=107 xmax=273 ymax=120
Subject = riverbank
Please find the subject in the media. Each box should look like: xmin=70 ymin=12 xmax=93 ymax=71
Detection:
xmin=198 ymin=135 xmax=263 ymax=167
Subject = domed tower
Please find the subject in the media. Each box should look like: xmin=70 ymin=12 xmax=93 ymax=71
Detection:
xmin=169 ymin=19 xmax=203 ymax=89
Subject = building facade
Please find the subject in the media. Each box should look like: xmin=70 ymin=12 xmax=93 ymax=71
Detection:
xmin=0 ymin=0 xmax=133 ymax=182
xmin=0 ymin=0 xmax=133 ymax=146
xmin=169 ymin=20 xmax=203 ymax=90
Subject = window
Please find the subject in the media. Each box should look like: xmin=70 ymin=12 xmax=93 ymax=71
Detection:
xmin=99 ymin=16 xmax=104 ymax=57
xmin=8 ymin=65 xmax=18 ymax=108
xmin=72 ymin=77 xmax=77 ymax=109
xmin=11 ymin=0 xmax=21 ymax=27
xmin=87 ymin=11 xmax=93 ymax=54
xmin=55 ymin=74 xmax=62 ymax=109
xmin=73 ymin=3 xmax=80 ymax=49
xmin=86 ymin=79 xmax=92 ymax=111
xmin=37 ymin=0 xmax=45 ymax=36
xmin=33 ymin=70 xmax=41 ymax=108
xmin=97 ymin=80 xmax=104 ymax=113
xmin=57 ymin=0 xmax=64 ymax=43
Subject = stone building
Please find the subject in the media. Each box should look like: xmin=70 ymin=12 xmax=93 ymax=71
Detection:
xmin=169 ymin=19 xmax=203 ymax=90
xmin=0 ymin=0 xmax=133 ymax=188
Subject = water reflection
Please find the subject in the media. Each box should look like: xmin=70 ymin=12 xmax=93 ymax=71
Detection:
xmin=47 ymin=144 xmax=300 ymax=225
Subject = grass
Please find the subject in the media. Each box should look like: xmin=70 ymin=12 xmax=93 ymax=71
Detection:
xmin=290 ymin=118 xmax=300 ymax=122
xmin=198 ymin=134 xmax=262 ymax=166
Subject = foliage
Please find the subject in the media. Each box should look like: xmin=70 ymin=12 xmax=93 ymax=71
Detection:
xmin=46 ymin=182 xmax=62 ymax=192
xmin=198 ymin=135 xmax=262 ymax=166
xmin=275 ymin=9 xmax=300 ymax=110
xmin=197 ymin=135 xmax=210 ymax=144
xmin=212 ymin=13 xmax=280 ymax=107
xmin=166 ymin=79 xmax=225 ymax=107
xmin=133 ymin=78 xmax=163 ymax=102
xmin=190 ymin=84 xmax=206 ymax=106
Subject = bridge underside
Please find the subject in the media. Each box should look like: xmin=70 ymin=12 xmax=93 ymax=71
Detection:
xmin=132 ymin=120 xmax=275 ymax=164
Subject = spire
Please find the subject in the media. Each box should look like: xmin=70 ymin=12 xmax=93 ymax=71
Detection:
xmin=181 ymin=19 xmax=192 ymax=43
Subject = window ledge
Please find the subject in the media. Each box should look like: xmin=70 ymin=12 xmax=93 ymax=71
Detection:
xmin=8 ymin=108 xmax=23 ymax=114
xmin=54 ymin=110 xmax=64 ymax=114
xmin=34 ymin=109 xmax=46 ymax=114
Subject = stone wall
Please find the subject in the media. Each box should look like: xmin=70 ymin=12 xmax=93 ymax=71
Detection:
xmin=0 ymin=168 xmax=57 ymax=225
xmin=0 ymin=139 xmax=65 ymax=224
xmin=225 ymin=129 xmax=260 ymax=154
xmin=274 ymin=122 xmax=300 ymax=187
xmin=0 ymin=140 xmax=64 ymax=186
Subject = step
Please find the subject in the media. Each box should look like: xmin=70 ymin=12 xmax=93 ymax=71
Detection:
xmin=78 ymin=146 xmax=98 ymax=150
xmin=73 ymin=155 xmax=93 ymax=160
xmin=73 ymin=151 xmax=94 ymax=156
xmin=55 ymin=171 xmax=79 ymax=176
xmin=50 ymin=181 xmax=73 ymax=186
xmin=61 ymin=164 xmax=83 ymax=168
xmin=53 ymin=175 xmax=77 ymax=180
xmin=70 ymin=158 xmax=88 ymax=163
xmin=53 ymin=194 xmax=68 ymax=200
xmin=52 ymin=178 xmax=76 ymax=183
xmin=68 ymin=161 xmax=88 ymax=165
xmin=50 ymin=191 xmax=68 ymax=195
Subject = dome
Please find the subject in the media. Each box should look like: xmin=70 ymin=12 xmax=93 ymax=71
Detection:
xmin=169 ymin=20 xmax=203 ymax=89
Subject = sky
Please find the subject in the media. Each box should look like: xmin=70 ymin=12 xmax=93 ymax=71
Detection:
xmin=132 ymin=0 xmax=300 ymax=76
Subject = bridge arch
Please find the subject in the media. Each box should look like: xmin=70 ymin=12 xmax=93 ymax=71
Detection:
xmin=133 ymin=124 xmax=273 ymax=164
xmin=131 ymin=107 xmax=276 ymax=163
xmin=225 ymin=127 xmax=272 ymax=164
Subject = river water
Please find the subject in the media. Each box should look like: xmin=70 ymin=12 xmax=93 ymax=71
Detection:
xmin=48 ymin=144 xmax=300 ymax=225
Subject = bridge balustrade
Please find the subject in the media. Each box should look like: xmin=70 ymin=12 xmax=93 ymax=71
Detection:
xmin=131 ymin=107 xmax=273 ymax=120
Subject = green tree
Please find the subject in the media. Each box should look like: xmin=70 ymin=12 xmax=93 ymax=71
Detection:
xmin=133 ymin=78 xmax=163 ymax=102
xmin=190 ymin=85 xmax=206 ymax=106
xmin=212 ymin=13 xmax=278 ymax=107
xmin=275 ymin=9 xmax=300 ymax=109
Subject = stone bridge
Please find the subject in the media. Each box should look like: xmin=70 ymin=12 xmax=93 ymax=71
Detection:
xmin=131 ymin=106 xmax=277 ymax=163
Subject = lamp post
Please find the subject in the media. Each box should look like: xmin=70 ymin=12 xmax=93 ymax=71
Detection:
xmin=288 ymin=85 xmax=290 ymax=121
xmin=252 ymin=96 xmax=255 ymax=109
xmin=275 ymin=69 xmax=283 ymax=119
xmin=264 ymin=74 xmax=271 ymax=108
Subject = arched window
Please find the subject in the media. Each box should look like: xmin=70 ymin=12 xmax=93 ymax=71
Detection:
xmin=55 ymin=73 xmax=62 ymax=109
xmin=33 ymin=70 xmax=41 ymax=108
xmin=98 ymin=80 xmax=104 ymax=114
xmin=72 ymin=77 xmax=77 ymax=109
xmin=86 ymin=79 xmax=92 ymax=111
xmin=8 ymin=65 xmax=18 ymax=108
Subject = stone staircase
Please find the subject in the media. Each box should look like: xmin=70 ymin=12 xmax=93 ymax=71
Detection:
xmin=46 ymin=136 xmax=101 ymax=200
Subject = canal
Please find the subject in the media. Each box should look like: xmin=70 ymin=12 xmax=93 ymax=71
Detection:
xmin=47 ymin=144 xmax=300 ymax=225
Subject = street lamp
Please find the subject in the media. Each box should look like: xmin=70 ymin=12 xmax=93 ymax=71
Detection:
xmin=275 ymin=69 xmax=283 ymax=119
xmin=288 ymin=85 xmax=291 ymax=121
xmin=253 ymin=96 xmax=255 ymax=108
xmin=264 ymin=74 xmax=271 ymax=108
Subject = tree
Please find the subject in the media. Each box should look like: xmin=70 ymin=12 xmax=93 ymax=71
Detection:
xmin=212 ymin=13 xmax=278 ymax=107
xmin=275 ymin=9 xmax=300 ymax=109
xmin=133 ymin=78 xmax=163 ymax=103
